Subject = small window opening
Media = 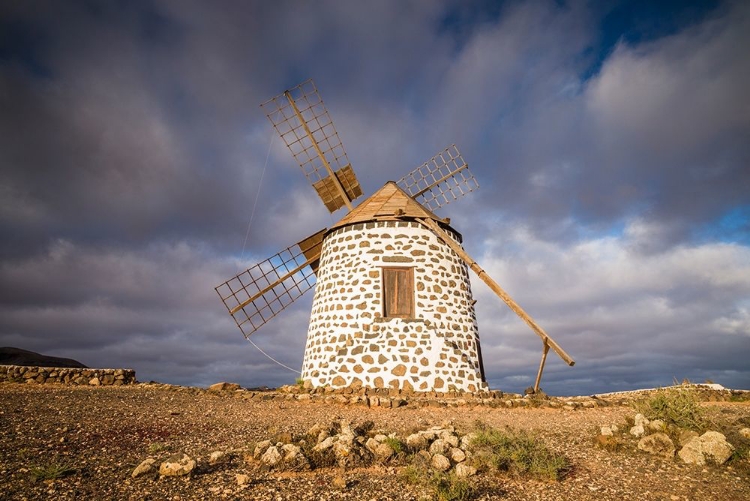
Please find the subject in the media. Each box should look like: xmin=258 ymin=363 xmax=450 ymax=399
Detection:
xmin=382 ymin=267 xmax=415 ymax=318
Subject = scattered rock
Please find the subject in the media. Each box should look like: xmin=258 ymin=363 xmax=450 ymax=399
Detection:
xmin=431 ymin=453 xmax=451 ymax=472
xmin=648 ymin=419 xmax=666 ymax=432
xmin=678 ymin=430 xmax=699 ymax=447
xmin=281 ymin=443 xmax=302 ymax=460
xmin=460 ymin=433 xmax=477 ymax=450
xmin=600 ymin=426 xmax=614 ymax=436
xmin=455 ymin=463 xmax=477 ymax=478
xmin=406 ymin=433 xmax=428 ymax=451
xmin=131 ymin=458 xmax=156 ymax=478
xmin=331 ymin=474 xmax=347 ymax=490
xmin=253 ymin=440 xmax=272 ymax=459
xmin=634 ymin=413 xmax=650 ymax=428
xmin=429 ymin=438 xmax=448 ymax=455
xmin=236 ymin=473 xmax=250 ymax=486
xmin=629 ymin=425 xmax=645 ymax=438
xmin=313 ymin=436 xmax=335 ymax=452
xmin=307 ymin=422 xmax=325 ymax=439
xmin=261 ymin=446 xmax=282 ymax=467
xmin=441 ymin=432 xmax=459 ymax=448
xmin=594 ymin=434 xmax=619 ymax=450
xmin=366 ymin=437 xmax=394 ymax=462
xmin=208 ymin=382 xmax=241 ymax=392
xmin=449 ymin=447 xmax=466 ymax=463
xmin=739 ymin=428 xmax=750 ymax=440
xmin=637 ymin=432 xmax=675 ymax=459
xmin=281 ymin=443 xmax=310 ymax=471
xmin=209 ymin=451 xmax=228 ymax=466
xmin=159 ymin=453 xmax=196 ymax=476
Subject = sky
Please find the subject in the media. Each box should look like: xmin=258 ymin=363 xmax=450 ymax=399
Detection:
xmin=1 ymin=0 xmax=748 ymax=396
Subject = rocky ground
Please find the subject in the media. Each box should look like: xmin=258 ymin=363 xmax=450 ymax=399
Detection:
xmin=0 ymin=383 xmax=748 ymax=500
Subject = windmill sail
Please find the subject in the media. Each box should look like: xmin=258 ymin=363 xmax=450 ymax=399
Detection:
xmin=261 ymin=79 xmax=362 ymax=213
xmin=397 ymin=145 xmax=479 ymax=211
xmin=215 ymin=228 xmax=326 ymax=338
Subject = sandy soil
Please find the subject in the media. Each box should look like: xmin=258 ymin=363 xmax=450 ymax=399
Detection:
xmin=0 ymin=383 xmax=748 ymax=500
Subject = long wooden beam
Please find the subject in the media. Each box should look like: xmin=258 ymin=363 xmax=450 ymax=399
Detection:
xmin=416 ymin=217 xmax=575 ymax=367
xmin=285 ymin=91 xmax=353 ymax=212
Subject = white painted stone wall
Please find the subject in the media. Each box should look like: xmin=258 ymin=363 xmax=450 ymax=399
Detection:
xmin=301 ymin=220 xmax=487 ymax=392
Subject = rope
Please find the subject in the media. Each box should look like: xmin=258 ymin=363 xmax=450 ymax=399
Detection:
xmin=246 ymin=337 xmax=300 ymax=374
xmin=239 ymin=130 xmax=299 ymax=375
xmin=239 ymin=131 xmax=274 ymax=264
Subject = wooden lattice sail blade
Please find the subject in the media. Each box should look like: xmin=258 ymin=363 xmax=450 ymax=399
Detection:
xmin=397 ymin=145 xmax=479 ymax=211
xmin=215 ymin=228 xmax=327 ymax=338
xmin=312 ymin=164 xmax=363 ymax=212
xmin=261 ymin=79 xmax=362 ymax=212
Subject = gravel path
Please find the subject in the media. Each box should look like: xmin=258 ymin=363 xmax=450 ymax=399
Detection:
xmin=0 ymin=384 xmax=748 ymax=500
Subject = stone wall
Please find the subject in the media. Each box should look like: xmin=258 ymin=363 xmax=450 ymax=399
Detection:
xmin=302 ymin=220 xmax=487 ymax=392
xmin=0 ymin=365 xmax=136 ymax=385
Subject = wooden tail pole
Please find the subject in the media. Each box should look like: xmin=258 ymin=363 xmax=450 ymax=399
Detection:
xmin=416 ymin=217 xmax=575 ymax=368
xmin=534 ymin=341 xmax=550 ymax=393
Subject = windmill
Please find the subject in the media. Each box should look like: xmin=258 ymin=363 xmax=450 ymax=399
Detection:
xmin=216 ymin=79 xmax=574 ymax=393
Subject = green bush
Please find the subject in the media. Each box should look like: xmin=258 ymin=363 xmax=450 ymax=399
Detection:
xmin=468 ymin=427 xmax=568 ymax=481
xmin=632 ymin=387 xmax=706 ymax=431
xmin=148 ymin=442 xmax=169 ymax=454
xmin=431 ymin=471 xmax=472 ymax=501
xmin=400 ymin=465 xmax=473 ymax=501
xmin=30 ymin=462 xmax=75 ymax=481
xmin=383 ymin=436 xmax=405 ymax=455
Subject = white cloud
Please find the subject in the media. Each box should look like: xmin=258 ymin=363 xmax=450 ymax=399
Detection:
xmin=472 ymin=219 xmax=750 ymax=393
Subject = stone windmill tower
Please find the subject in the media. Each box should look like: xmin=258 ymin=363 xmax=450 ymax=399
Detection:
xmin=216 ymin=80 xmax=574 ymax=393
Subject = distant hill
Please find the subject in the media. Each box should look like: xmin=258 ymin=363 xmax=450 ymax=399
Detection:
xmin=0 ymin=347 xmax=87 ymax=368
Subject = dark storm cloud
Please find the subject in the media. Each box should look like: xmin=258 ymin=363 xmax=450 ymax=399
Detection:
xmin=0 ymin=0 xmax=748 ymax=393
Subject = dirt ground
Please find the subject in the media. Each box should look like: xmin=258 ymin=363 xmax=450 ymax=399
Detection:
xmin=0 ymin=383 xmax=748 ymax=500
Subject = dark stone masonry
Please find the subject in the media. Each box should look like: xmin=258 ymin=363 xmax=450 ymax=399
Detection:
xmin=0 ymin=365 xmax=136 ymax=385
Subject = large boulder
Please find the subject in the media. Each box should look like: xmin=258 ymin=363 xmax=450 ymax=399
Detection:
xmin=678 ymin=431 xmax=734 ymax=466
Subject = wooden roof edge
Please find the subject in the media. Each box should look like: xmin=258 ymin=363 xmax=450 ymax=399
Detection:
xmin=325 ymin=181 xmax=462 ymax=241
